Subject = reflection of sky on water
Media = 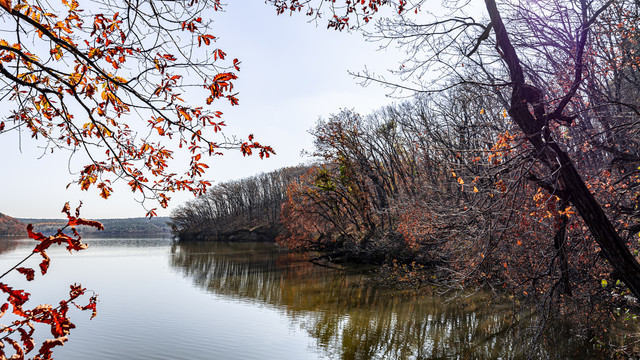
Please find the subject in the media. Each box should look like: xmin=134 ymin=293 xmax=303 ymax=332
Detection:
xmin=0 ymin=238 xmax=321 ymax=360
xmin=0 ymin=238 xmax=611 ymax=359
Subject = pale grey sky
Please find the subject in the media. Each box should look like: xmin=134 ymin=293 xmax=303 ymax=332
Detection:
xmin=0 ymin=0 xmax=404 ymax=219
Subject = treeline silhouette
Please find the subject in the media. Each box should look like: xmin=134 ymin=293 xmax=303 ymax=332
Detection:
xmin=170 ymin=165 xmax=308 ymax=241
xmin=20 ymin=217 xmax=171 ymax=237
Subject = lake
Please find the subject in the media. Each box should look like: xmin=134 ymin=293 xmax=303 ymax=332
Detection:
xmin=0 ymin=238 xmax=610 ymax=359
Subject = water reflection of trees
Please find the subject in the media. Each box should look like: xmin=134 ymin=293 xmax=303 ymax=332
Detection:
xmin=170 ymin=241 xmax=605 ymax=359
xmin=0 ymin=237 xmax=23 ymax=256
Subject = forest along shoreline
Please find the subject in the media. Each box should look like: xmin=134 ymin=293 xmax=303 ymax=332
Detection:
xmin=0 ymin=214 xmax=172 ymax=238
xmin=170 ymin=97 xmax=640 ymax=358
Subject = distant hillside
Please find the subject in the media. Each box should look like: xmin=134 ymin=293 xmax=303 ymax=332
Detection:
xmin=18 ymin=217 xmax=172 ymax=237
xmin=0 ymin=213 xmax=26 ymax=236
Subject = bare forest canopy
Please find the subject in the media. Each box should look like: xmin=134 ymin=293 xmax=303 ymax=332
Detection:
xmin=19 ymin=217 xmax=171 ymax=237
xmin=170 ymin=165 xmax=309 ymax=241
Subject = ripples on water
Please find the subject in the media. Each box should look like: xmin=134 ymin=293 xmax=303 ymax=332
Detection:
xmin=0 ymin=238 xmax=610 ymax=359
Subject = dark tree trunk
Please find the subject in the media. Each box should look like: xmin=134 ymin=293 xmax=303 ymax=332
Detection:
xmin=485 ymin=0 xmax=640 ymax=300
xmin=554 ymin=213 xmax=572 ymax=296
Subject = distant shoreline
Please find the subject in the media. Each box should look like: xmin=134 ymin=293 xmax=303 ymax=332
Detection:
xmin=0 ymin=214 xmax=172 ymax=237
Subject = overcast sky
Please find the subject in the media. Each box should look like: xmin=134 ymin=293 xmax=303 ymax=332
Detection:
xmin=0 ymin=1 xmax=405 ymax=219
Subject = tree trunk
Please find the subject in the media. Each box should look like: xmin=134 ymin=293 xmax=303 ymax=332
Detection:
xmin=485 ymin=0 xmax=640 ymax=300
xmin=554 ymin=213 xmax=572 ymax=296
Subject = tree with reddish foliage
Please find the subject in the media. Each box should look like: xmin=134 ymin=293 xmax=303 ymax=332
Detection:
xmin=0 ymin=214 xmax=25 ymax=236
xmin=266 ymin=0 xmax=640 ymax=303
xmin=264 ymin=0 xmax=640 ymax=354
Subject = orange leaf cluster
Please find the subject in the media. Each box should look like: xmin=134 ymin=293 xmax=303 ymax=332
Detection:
xmin=0 ymin=0 xmax=274 ymax=215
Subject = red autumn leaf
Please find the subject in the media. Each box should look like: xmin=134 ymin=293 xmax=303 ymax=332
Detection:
xmin=0 ymin=283 xmax=28 ymax=302
xmin=67 ymin=218 xmax=104 ymax=231
xmin=18 ymin=327 xmax=35 ymax=353
xmin=26 ymin=224 xmax=46 ymax=242
xmin=6 ymin=338 xmax=24 ymax=360
xmin=0 ymin=0 xmax=11 ymax=13
xmin=78 ymin=295 xmax=98 ymax=320
xmin=0 ymin=283 xmax=30 ymax=312
xmin=68 ymin=284 xmax=85 ymax=300
xmin=31 ymin=304 xmax=53 ymax=325
xmin=161 ymin=54 xmax=177 ymax=61
xmin=61 ymin=202 xmax=71 ymax=217
xmin=65 ymin=238 xmax=88 ymax=252
xmin=214 ymin=48 xmax=226 ymax=60
xmin=212 ymin=72 xmax=237 ymax=83
xmin=35 ymin=337 xmax=67 ymax=359
xmin=227 ymin=94 xmax=239 ymax=106
xmin=50 ymin=309 xmax=75 ymax=337
xmin=240 ymin=142 xmax=252 ymax=156
xmin=0 ymin=302 xmax=8 ymax=317
xmin=39 ymin=252 xmax=51 ymax=275
xmin=16 ymin=267 xmax=35 ymax=281
xmin=259 ymin=146 xmax=274 ymax=159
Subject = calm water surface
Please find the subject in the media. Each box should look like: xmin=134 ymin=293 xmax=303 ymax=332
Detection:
xmin=0 ymin=238 xmax=607 ymax=359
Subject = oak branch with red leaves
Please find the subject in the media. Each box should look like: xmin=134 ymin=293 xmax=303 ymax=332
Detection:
xmin=0 ymin=203 xmax=99 ymax=360
xmin=0 ymin=0 xmax=274 ymax=216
